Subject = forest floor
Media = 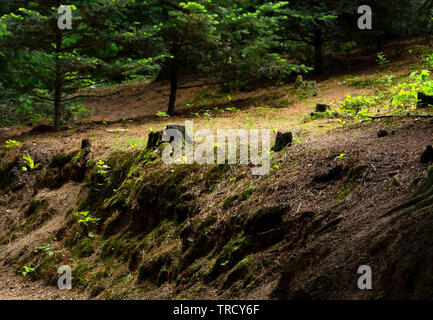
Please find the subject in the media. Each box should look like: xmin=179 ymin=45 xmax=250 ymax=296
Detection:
xmin=0 ymin=266 xmax=83 ymax=300
xmin=1 ymin=46 xmax=433 ymax=300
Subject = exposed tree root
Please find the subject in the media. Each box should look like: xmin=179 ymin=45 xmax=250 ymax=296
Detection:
xmin=379 ymin=166 xmax=433 ymax=218
xmin=368 ymin=114 xmax=433 ymax=120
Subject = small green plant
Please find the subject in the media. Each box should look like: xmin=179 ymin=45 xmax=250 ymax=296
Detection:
xmin=4 ymin=140 xmax=20 ymax=149
xmin=225 ymin=107 xmax=239 ymax=112
xmin=424 ymin=53 xmax=433 ymax=69
xmin=18 ymin=266 xmax=35 ymax=277
xmin=307 ymin=109 xmax=339 ymax=121
xmin=74 ymin=211 xmax=101 ymax=225
xmin=129 ymin=141 xmax=137 ymax=149
xmin=389 ymin=70 xmax=433 ymax=108
xmin=214 ymin=107 xmax=225 ymax=113
xmin=203 ymin=110 xmax=212 ymax=119
xmin=37 ymin=243 xmax=64 ymax=256
xmin=22 ymin=154 xmax=40 ymax=171
xmin=156 ymin=111 xmax=170 ymax=117
xmin=338 ymin=95 xmax=375 ymax=118
xmin=336 ymin=153 xmax=346 ymax=160
xmin=376 ymin=52 xmax=389 ymax=65
xmin=96 ymin=160 xmax=110 ymax=183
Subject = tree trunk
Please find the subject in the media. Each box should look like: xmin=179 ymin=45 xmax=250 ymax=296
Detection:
xmin=313 ymin=25 xmax=323 ymax=75
xmin=167 ymin=58 xmax=178 ymax=116
xmin=54 ymin=29 xmax=63 ymax=131
xmin=376 ymin=36 xmax=382 ymax=53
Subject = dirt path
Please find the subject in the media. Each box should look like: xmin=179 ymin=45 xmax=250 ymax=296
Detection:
xmin=0 ymin=266 xmax=83 ymax=300
xmin=0 ymin=183 xmax=86 ymax=300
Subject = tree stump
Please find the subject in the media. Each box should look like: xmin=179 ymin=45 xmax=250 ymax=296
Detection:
xmin=146 ymin=130 xmax=163 ymax=149
xmin=294 ymin=75 xmax=304 ymax=90
xmin=315 ymin=104 xmax=330 ymax=113
xmin=420 ymin=145 xmax=433 ymax=164
xmin=81 ymin=138 xmax=92 ymax=157
xmin=417 ymin=92 xmax=433 ymax=109
xmin=294 ymin=75 xmax=319 ymax=97
xmin=273 ymin=131 xmax=293 ymax=152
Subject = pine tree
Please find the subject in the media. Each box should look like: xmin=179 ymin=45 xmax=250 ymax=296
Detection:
xmin=132 ymin=1 xmax=308 ymax=115
xmin=0 ymin=0 xmax=157 ymax=130
xmin=129 ymin=0 xmax=221 ymax=115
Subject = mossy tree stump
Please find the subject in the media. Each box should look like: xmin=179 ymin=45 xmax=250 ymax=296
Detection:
xmin=146 ymin=130 xmax=163 ymax=150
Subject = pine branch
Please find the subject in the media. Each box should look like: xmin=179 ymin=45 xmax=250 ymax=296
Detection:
xmin=63 ymin=90 xmax=121 ymax=102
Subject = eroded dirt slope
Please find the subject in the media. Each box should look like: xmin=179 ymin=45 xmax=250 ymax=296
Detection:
xmin=1 ymin=116 xmax=433 ymax=299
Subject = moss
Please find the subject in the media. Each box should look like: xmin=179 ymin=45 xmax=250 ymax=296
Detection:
xmin=100 ymin=233 xmax=136 ymax=259
xmin=74 ymin=239 xmax=95 ymax=258
xmin=71 ymin=150 xmax=83 ymax=166
xmin=106 ymin=151 xmax=138 ymax=189
xmin=73 ymin=259 xmax=94 ymax=288
xmin=336 ymin=183 xmax=361 ymax=202
xmin=222 ymin=255 xmax=254 ymax=289
xmin=207 ymin=235 xmax=248 ymax=280
xmin=335 ymin=163 xmax=368 ymax=202
xmin=240 ymin=187 xmax=255 ymax=201
xmin=245 ymin=279 xmax=258 ymax=292
xmin=33 ymin=257 xmax=59 ymax=283
xmin=103 ymin=149 xmax=159 ymax=211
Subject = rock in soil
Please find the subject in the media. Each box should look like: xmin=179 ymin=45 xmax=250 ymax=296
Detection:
xmin=377 ymin=129 xmax=388 ymax=138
